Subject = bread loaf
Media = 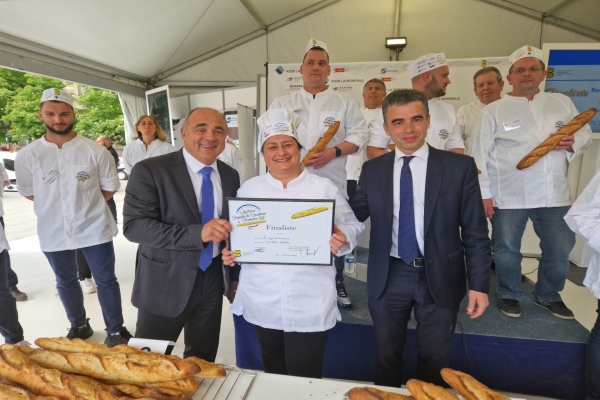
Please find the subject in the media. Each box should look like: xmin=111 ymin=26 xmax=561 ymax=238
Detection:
xmin=0 ymin=348 xmax=125 ymax=400
xmin=516 ymin=108 xmax=596 ymax=170
xmin=388 ymin=144 xmax=396 ymax=151
xmin=406 ymin=379 xmax=458 ymax=400
xmin=25 ymin=349 xmax=199 ymax=383
xmin=348 ymin=386 xmax=414 ymax=399
xmin=0 ymin=382 xmax=61 ymax=400
xmin=111 ymin=384 xmax=187 ymax=400
xmin=98 ymin=378 xmax=198 ymax=394
xmin=440 ymin=368 xmax=509 ymax=400
xmin=34 ymin=338 xmax=226 ymax=379
xmin=301 ymin=121 xmax=340 ymax=167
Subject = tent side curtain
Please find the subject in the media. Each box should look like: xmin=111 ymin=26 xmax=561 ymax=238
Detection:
xmin=118 ymin=93 xmax=147 ymax=145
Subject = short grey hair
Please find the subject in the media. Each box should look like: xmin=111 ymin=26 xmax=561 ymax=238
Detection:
xmin=363 ymin=78 xmax=386 ymax=92
xmin=382 ymin=89 xmax=429 ymax=124
xmin=472 ymin=66 xmax=503 ymax=88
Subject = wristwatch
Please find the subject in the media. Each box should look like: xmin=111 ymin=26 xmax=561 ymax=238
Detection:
xmin=334 ymin=146 xmax=342 ymax=157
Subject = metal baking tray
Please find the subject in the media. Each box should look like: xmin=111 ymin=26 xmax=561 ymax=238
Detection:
xmin=191 ymin=365 xmax=257 ymax=400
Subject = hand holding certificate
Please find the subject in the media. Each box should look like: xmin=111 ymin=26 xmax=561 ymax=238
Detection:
xmin=225 ymin=198 xmax=337 ymax=265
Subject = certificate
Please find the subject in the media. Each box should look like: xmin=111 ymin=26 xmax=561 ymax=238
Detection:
xmin=227 ymin=198 xmax=335 ymax=265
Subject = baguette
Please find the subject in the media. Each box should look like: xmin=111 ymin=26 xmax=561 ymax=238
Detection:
xmin=34 ymin=338 xmax=225 ymax=379
xmin=516 ymin=108 xmax=596 ymax=170
xmin=109 ymin=384 xmax=187 ymax=400
xmin=0 ymin=348 xmax=125 ymax=400
xmin=98 ymin=378 xmax=198 ymax=394
xmin=406 ymin=379 xmax=458 ymax=400
xmin=348 ymin=386 xmax=414 ymax=399
xmin=301 ymin=121 xmax=340 ymax=167
xmin=440 ymin=368 xmax=509 ymax=400
xmin=24 ymin=348 xmax=199 ymax=383
xmin=0 ymin=382 xmax=62 ymax=400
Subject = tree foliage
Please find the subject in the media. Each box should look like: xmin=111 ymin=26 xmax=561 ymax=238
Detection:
xmin=76 ymin=88 xmax=125 ymax=145
xmin=0 ymin=68 xmax=125 ymax=145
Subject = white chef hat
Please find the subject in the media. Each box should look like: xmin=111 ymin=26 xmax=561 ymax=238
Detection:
xmin=407 ymin=53 xmax=448 ymax=79
xmin=40 ymin=88 xmax=73 ymax=106
xmin=257 ymin=108 xmax=301 ymax=153
xmin=509 ymin=45 xmax=544 ymax=66
xmin=306 ymin=38 xmax=328 ymax=54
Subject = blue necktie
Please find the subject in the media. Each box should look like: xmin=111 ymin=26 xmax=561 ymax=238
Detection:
xmin=398 ymin=156 xmax=420 ymax=264
xmin=199 ymin=166 xmax=214 ymax=271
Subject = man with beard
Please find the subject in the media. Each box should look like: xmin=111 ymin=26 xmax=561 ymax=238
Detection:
xmin=15 ymin=88 xmax=131 ymax=346
xmin=367 ymin=53 xmax=464 ymax=158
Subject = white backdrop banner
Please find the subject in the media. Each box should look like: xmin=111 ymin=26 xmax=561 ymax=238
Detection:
xmin=268 ymin=57 xmax=510 ymax=111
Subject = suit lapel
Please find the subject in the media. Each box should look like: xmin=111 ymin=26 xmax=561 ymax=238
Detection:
xmin=424 ymin=146 xmax=444 ymax=235
xmin=217 ymin=161 xmax=232 ymax=219
xmin=379 ymin=152 xmax=395 ymax=226
xmin=172 ymin=150 xmax=201 ymax=223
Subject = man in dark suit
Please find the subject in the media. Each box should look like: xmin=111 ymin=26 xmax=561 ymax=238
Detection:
xmin=123 ymin=107 xmax=240 ymax=361
xmin=350 ymin=89 xmax=491 ymax=387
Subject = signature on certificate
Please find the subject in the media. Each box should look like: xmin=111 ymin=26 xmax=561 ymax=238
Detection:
xmin=289 ymin=245 xmax=322 ymax=257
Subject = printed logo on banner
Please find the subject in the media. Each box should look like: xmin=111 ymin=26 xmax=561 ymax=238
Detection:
xmin=276 ymin=66 xmax=284 ymax=75
xmin=439 ymin=129 xmax=449 ymax=139
xmin=323 ymin=117 xmax=336 ymax=126
xmin=381 ymin=68 xmax=398 ymax=74
xmin=334 ymin=68 xmax=346 ymax=73
xmin=286 ymin=77 xmax=302 ymax=82
xmin=382 ymin=77 xmax=395 ymax=82
xmin=547 ymin=68 xmax=555 ymax=79
xmin=332 ymin=86 xmax=352 ymax=92
xmin=481 ymin=60 xmax=487 ymax=67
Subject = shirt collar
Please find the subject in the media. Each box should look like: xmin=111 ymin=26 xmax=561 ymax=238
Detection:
xmin=300 ymin=87 xmax=331 ymax=100
xmin=504 ymin=90 xmax=542 ymax=102
xmin=41 ymin=134 xmax=79 ymax=148
xmin=182 ymin=148 xmax=218 ymax=174
xmin=265 ymin=168 xmax=309 ymax=189
xmin=394 ymin=143 xmax=429 ymax=164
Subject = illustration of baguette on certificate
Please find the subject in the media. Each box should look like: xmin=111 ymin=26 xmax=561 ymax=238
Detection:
xmin=291 ymin=204 xmax=333 ymax=219
xmin=237 ymin=220 xmax=267 ymax=227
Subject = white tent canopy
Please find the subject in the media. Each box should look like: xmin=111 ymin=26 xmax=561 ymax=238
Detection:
xmin=0 ymin=0 xmax=598 ymax=98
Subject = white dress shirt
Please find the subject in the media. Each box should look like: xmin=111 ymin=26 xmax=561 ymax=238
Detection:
xmin=564 ymin=170 xmax=600 ymax=299
xmin=367 ymin=100 xmax=465 ymax=152
xmin=390 ymin=144 xmax=428 ymax=258
xmin=217 ymin=142 xmax=245 ymax=183
xmin=123 ymin=138 xmax=176 ymax=174
xmin=182 ymin=148 xmax=222 ymax=258
xmin=456 ymin=99 xmax=486 ymax=155
xmin=471 ymin=91 xmax=592 ymax=208
xmin=345 ymin=107 xmax=380 ymax=181
xmin=270 ymin=87 xmax=368 ymax=192
xmin=230 ymin=169 xmax=364 ymax=332
xmin=15 ymin=135 xmax=119 ymax=252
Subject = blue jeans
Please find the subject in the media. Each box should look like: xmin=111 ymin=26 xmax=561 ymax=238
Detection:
xmin=491 ymin=207 xmax=575 ymax=303
xmin=0 ymin=249 xmax=23 ymax=343
xmin=43 ymin=241 xmax=124 ymax=334
xmin=588 ymin=299 xmax=600 ymax=400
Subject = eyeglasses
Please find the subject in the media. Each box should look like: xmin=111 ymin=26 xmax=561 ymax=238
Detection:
xmin=511 ymin=66 xmax=544 ymax=75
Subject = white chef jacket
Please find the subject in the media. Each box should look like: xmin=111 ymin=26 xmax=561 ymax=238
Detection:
xmin=230 ymin=169 xmax=364 ymax=332
xmin=0 ymin=164 xmax=8 ymax=217
xmin=564 ymin=170 xmax=600 ymax=299
xmin=15 ymin=135 xmax=120 ymax=252
xmin=471 ymin=91 xmax=592 ymax=208
xmin=0 ymin=219 xmax=9 ymax=252
xmin=366 ymin=99 xmax=465 ymax=152
xmin=346 ymin=107 xmax=380 ymax=181
xmin=217 ymin=142 xmax=245 ymax=184
xmin=123 ymin=138 xmax=175 ymax=174
xmin=270 ymin=88 xmax=368 ymax=192
xmin=456 ymin=99 xmax=486 ymax=155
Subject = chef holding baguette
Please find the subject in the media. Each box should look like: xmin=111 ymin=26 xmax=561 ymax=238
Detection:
xmin=470 ymin=45 xmax=592 ymax=320
xmin=222 ymin=108 xmax=363 ymax=379
xmin=270 ymin=38 xmax=368 ymax=310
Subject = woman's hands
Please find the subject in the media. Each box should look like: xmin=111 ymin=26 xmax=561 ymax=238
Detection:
xmin=329 ymin=224 xmax=347 ymax=255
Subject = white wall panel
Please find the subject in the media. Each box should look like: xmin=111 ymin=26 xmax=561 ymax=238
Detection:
xmin=224 ymin=86 xmax=257 ymax=111
xmin=189 ymin=91 xmax=223 ymax=111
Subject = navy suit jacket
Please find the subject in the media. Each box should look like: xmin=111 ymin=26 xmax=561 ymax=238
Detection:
xmin=123 ymin=149 xmax=240 ymax=318
xmin=349 ymin=146 xmax=491 ymax=308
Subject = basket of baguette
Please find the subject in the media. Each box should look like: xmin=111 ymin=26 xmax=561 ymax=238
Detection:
xmin=346 ymin=368 xmax=510 ymax=400
xmin=0 ymin=338 xmax=229 ymax=400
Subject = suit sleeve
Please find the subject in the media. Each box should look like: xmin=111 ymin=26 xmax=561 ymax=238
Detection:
xmin=349 ymin=164 xmax=371 ymax=223
xmin=122 ymin=162 xmax=205 ymax=250
xmin=459 ymin=157 xmax=491 ymax=294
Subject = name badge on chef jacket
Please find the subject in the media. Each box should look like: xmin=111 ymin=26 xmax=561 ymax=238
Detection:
xmin=503 ymin=118 xmax=524 ymax=131
xmin=127 ymin=338 xmax=176 ymax=355
xmin=42 ymin=170 xmax=59 ymax=184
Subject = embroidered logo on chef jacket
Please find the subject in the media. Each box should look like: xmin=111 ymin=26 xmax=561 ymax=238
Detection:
xmin=76 ymin=171 xmax=90 ymax=182
xmin=555 ymin=120 xmax=565 ymax=129
xmin=439 ymin=129 xmax=449 ymax=139
xmin=323 ymin=117 xmax=337 ymax=126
